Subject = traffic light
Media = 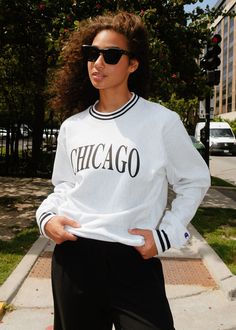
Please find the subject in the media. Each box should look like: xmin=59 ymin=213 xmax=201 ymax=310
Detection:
xmin=200 ymin=34 xmax=222 ymax=71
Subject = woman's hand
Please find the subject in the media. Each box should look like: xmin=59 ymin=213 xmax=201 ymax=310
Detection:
xmin=44 ymin=216 xmax=80 ymax=244
xmin=129 ymin=228 xmax=158 ymax=259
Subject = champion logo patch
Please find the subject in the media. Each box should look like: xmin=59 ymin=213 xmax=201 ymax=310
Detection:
xmin=184 ymin=232 xmax=189 ymax=239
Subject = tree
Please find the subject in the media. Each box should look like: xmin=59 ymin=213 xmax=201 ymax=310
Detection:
xmin=0 ymin=0 xmax=74 ymax=174
xmin=162 ymin=93 xmax=199 ymax=133
xmin=0 ymin=0 xmax=224 ymax=175
xmin=59 ymin=0 xmax=220 ymax=102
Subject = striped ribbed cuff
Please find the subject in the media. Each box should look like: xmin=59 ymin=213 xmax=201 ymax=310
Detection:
xmin=38 ymin=212 xmax=56 ymax=237
xmin=153 ymin=229 xmax=171 ymax=253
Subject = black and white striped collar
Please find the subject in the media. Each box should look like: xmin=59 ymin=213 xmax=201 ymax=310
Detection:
xmin=89 ymin=93 xmax=139 ymax=120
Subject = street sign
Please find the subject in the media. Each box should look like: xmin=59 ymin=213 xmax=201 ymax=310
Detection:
xmin=199 ymin=100 xmax=206 ymax=118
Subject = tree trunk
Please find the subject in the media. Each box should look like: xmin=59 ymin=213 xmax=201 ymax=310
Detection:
xmin=31 ymin=93 xmax=45 ymax=176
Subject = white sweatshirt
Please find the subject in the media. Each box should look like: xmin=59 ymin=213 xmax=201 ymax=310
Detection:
xmin=36 ymin=94 xmax=210 ymax=254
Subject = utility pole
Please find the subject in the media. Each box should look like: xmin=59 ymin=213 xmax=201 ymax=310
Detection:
xmin=200 ymin=34 xmax=222 ymax=167
xmin=204 ymin=95 xmax=210 ymax=167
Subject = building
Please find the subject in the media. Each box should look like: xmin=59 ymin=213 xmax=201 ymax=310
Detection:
xmin=213 ymin=0 xmax=236 ymax=120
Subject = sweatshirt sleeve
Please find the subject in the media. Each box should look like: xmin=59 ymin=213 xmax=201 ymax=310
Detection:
xmin=153 ymin=112 xmax=211 ymax=253
xmin=36 ymin=125 xmax=75 ymax=237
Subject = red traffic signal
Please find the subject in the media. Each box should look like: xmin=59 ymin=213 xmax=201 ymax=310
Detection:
xmin=200 ymin=34 xmax=222 ymax=71
xmin=211 ymin=34 xmax=222 ymax=44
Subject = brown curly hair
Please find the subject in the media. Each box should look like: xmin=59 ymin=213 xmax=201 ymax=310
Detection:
xmin=49 ymin=11 xmax=149 ymax=118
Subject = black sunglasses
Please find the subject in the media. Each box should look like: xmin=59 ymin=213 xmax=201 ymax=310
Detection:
xmin=82 ymin=45 xmax=131 ymax=65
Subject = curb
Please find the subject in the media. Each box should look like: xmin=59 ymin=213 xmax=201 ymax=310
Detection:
xmin=0 ymin=236 xmax=49 ymax=317
xmin=189 ymin=224 xmax=236 ymax=300
xmin=210 ymin=185 xmax=236 ymax=190
xmin=212 ymin=182 xmax=236 ymax=190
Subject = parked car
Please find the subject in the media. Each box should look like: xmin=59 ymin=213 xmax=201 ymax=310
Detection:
xmin=20 ymin=124 xmax=32 ymax=137
xmin=43 ymin=128 xmax=59 ymax=151
xmin=195 ymin=121 xmax=236 ymax=155
xmin=0 ymin=128 xmax=7 ymax=138
xmin=190 ymin=135 xmax=205 ymax=157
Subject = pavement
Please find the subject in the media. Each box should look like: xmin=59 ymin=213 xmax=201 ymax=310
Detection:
xmin=0 ymin=177 xmax=236 ymax=329
xmin=210 ymin=156 xmax=236 ymax=186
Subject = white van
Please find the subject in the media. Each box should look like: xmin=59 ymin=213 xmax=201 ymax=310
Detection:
xmin=195 ymin=121 xmax=236 ymax=155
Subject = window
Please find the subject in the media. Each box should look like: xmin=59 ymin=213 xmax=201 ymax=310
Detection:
xmin=210 ymin=128 xmax=234 ymax=138
xmin=230 ymin=17 xmax=234 ymax=29
xmin=229 ymin=48 xmax=233 ymax=59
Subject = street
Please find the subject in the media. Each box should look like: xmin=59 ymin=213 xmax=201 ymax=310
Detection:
xmin=210 ymin=155 xmax=236 ymax=185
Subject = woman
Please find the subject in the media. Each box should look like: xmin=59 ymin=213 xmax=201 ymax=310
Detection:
xmin=36 ymin=11 xmax=210 ymax=330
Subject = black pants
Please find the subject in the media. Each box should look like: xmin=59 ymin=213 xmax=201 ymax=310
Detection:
xmin=51 ymin=238 xmax=175 ymax=330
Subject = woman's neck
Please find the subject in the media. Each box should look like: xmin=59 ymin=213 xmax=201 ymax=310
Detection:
xmin=96 ymin=90 xmax=132 ymax=113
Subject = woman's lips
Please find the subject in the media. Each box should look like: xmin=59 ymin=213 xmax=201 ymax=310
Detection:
xmin=92 ymin=72 xmax=106 ymax=82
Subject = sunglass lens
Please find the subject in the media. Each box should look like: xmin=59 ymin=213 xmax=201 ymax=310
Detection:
xmin=86 ymin=47 xmax=99 ymax=62
xmin=104 ymin=49 xmax=122 ymax=64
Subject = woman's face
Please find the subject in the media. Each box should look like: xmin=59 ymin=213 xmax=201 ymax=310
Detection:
xmin=87 ymin=29 xmax=138 ymax=93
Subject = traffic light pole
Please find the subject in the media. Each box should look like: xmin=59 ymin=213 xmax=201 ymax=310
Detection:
xmin=200 ymin=34 xmax=221 ymax=167
xmin=204 ymin=95 xmax=211 ymax=167
xmin=203 ymin=70 xmax=220 ymax=167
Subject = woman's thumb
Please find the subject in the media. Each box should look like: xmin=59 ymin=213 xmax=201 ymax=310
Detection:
xmin=129 ymin=228 xmax=139 ymax=234
xmin=64 ymin=218 xmax=81 ymax=228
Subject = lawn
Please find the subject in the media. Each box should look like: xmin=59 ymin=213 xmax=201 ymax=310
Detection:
xmin=0 ymin=226 xmax=39 ymax=285
xmin=211 ymin=176 xmax=236 ymax=187
xmin=192 ymin=207 xmax=236 ymax=275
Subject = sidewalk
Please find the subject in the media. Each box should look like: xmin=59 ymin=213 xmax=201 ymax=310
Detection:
xmin=0 ymin=180 xmax=236 ymax=329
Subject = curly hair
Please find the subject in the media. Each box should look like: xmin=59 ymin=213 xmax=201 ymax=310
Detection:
xmin=49 ymin=11 xmax=149 ymax=118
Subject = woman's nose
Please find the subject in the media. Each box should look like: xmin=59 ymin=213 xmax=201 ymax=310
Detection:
xmin=94 ymin=53 xmax=105 ymax=67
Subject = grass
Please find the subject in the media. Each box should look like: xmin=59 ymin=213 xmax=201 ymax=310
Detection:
xmin=211 ymin=176 xmax=236 ymax=188
xmin=0 ymin=226 xmax=39 ymax=285
xmin=192 ymin=207 xmax=236 ymax=275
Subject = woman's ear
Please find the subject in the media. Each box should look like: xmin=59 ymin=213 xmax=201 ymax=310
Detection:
xmin=129 ymin=58 xmax=139 ymax=73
